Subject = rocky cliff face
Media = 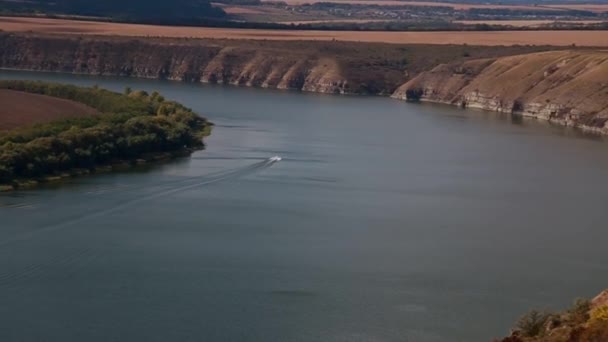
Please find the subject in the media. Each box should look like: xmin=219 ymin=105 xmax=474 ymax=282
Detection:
xmin=392 ymin=50 xmax=608 ymax=134
xmin=2 ymin=33 xmax=607 ymax=134
xmin=0 ymin=34 xmax=350 ymax=94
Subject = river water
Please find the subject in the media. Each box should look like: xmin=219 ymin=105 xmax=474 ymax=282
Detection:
xmin=1 ymin=70 xmax=608 ymax=342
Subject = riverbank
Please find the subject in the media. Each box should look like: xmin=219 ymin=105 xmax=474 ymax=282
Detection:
xmin=0 ymin=148 xmax=204 ymax=192
xmin=1 ymin=32 xmax=607 ymax=135
xmin=392 ymin=50 xmax=608 ymax=135
xmin=0 ymin=32 xmax=562 ymax=96
xmin=0 ymin=80 xmax=212 ymax=191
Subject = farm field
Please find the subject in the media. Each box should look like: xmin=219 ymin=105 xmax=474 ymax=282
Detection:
xmin=544 ymin=4 xmax=608 ymax=13
xmin=0 ymin=89 xmax=98 ymax=130
xmin=1 ymin=16 xmax=608 ymax=46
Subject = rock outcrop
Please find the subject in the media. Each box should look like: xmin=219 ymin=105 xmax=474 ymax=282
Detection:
xmin=0 ymin=33 xmax=561 ymax=96
xmin=392 ymin=50 xmax=608 ymax=134
xmin=0 ymin=34 xmax=350 ymax=94
xmin=2 ymin=33 xmax=607 ymax=133
xmin=498 ymin=289 xmax=608 ymax=342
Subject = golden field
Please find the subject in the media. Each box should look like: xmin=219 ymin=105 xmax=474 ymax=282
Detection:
xmin=1 ymin=17 xmax=608 ymax=46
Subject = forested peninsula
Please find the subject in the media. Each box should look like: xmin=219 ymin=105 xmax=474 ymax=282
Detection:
xmin=0 ymin=81 xmax=211 ymax=191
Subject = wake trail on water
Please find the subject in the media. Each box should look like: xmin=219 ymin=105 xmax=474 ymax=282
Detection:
xmin=81 ymin=157 xmax=273 ymax=197
xmin=0 ymin=157 xmax=281 ymax=248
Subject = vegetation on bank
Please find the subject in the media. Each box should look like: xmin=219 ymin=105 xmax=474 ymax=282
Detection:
xmin=0 ymin=81 xmax=211 ymax=189
xmin=498 ymin=290 xmax=608 ymax=342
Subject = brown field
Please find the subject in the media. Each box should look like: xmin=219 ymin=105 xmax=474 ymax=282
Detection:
xmin=260 ymin=0 xmax=564 ymax=11
xmin=212 ymin=4 xmax=268 ymax=15
xmin=278 ymin=18 xmax=395 ymax=24
xmin=454 ymin=19 xmax=607 ymax=27
xmin=1 ymin=16 xmax=608 ymax=46
xmin=0 ymin=89 xmax=99 ymax=130
xmin=544 ymin=4 xmax=608 ymax=13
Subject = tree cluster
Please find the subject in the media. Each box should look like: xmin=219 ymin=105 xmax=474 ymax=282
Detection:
xmin=0 ymin=81 xmax=210 ymax=184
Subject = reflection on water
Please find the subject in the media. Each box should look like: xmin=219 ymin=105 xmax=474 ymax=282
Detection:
xmin=1 ymin=70 xmax=608 ymax=342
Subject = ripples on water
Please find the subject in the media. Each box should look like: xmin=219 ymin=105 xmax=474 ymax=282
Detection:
xmin=1 ymin=70 xmax=608 ymax=342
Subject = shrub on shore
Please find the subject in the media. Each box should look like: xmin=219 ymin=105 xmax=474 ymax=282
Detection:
xmin=498 ymin=296 xmax=608 ymax=342
xmin=405 ymin=88 xmax=424 ymax=102
xmin=0 ymin=81 xmax=210 ymax=186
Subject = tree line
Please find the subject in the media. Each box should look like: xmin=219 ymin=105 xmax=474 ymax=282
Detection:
xmin=0 ymin=0 xmax=226 ymax=21
xmin=0 ymin=81 xmax=211 ymax=185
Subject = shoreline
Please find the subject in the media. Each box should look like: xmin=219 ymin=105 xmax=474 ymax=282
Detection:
xmin=0 ymin=80 xmax=213 ymax=192
xmin=0 ymin=148 xmax=203 ymax=192
xmin=3 ymin=66 xmax=606 ymax=138
xmin=405 ymin=97 xmax=608 ymax=137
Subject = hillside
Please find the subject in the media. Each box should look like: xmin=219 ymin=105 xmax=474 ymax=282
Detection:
xmin=393 ymin=50 xmax=608 ymax=134
xmin=1 ymin=33 xmax=607 ymax=134
xmin=0 ymin=32 xmax=568 ymax=95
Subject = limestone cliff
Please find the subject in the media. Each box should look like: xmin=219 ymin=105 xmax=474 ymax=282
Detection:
xmin=0 ymin=33 xmax=561 ymax=96
xmin=0 ymin=34 xmax=350 ymax=94
xmin=2 ymin=33 xmax=606 ymax=133
xmin=392 ymin=50 xmax=608 ymax=134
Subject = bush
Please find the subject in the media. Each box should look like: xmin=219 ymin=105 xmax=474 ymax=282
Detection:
xmin=591 ymin=305 xmax=608 ymax=322
xmin=568 ymin=298 xmax=591 ymax=324
xmin=515 ymin=310 xmax=552 ymax=337
xmin=405 ymin=88 xmax=424 ymax=102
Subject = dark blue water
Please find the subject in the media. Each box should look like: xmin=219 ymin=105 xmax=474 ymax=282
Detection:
xmin=1 ymin=70 xmax=608 ymax=342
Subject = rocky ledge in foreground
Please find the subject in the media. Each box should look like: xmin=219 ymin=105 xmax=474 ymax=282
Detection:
xmin=393 ymin=50 xmax=608 ymax=135
xmin=497 ymin=289 xmax=608 ymax=342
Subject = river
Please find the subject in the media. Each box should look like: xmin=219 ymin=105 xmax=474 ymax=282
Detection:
xmin=1 ymin=70 xmax=608 ymax=342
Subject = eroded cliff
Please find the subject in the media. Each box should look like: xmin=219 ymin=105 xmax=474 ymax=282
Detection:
xmin=0 ymin=34 xmax=351 ymax=94
xmin=393 ymin=50 xmax=608 ymax=134
xmin=2 ymin=33 xmax=605 ymax=133
xmin=0 ymin=33 xmax=561 ymax=96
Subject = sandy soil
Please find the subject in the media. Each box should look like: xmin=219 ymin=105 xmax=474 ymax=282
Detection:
xmin=1 ymin=16 xmax=607 ymax=46
xmin=0 ymin=89 xmax=99 ymax=130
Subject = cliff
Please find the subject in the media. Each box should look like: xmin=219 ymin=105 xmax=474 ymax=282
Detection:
xmin=0 ymin=33 xmax=561 ymax=96
xmin=392 ymin=50 xmax=608 ymax=134
xmin=2 ymin=33 xmax=605 ymax=133
xmin=0 ymin=34 xmax=357 ymax=94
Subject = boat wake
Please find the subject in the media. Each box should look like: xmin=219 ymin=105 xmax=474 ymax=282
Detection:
xmin=0 ymin=156 xmax=281 ymax=247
